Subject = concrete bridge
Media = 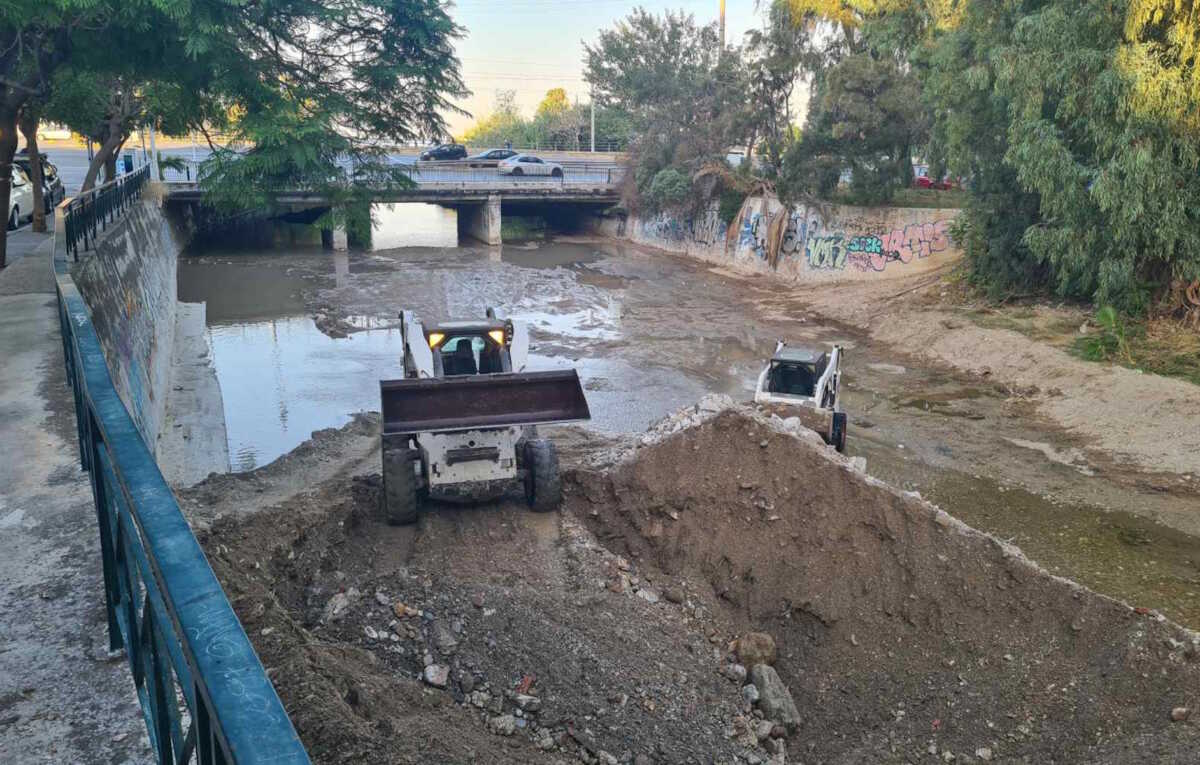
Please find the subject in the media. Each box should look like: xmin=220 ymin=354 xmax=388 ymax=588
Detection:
xmin=162 ymin=160 xmax=623 ymax=247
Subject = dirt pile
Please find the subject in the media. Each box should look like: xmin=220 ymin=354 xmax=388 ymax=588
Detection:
xmin=193 ymin=403 xmax=1199 ymax=764
xmin=568 ymin=406 xmax=1200 ymax=763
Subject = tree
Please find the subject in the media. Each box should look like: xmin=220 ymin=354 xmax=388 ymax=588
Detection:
xmin=18 ymin=105 xmax=45 ymax=232
xmin=535 ymin=88 xmax=570 ymax=121
xmin=993 ymin=0 xmax=1200 ymax=310
xmin=777 ymin=0 xmax=928 ymax=205
xmin=744 ymin=1 xmax=816 ymax=171
xmin=584 ymin=9 xmax=750 ymax=210
xmin=193 ymin=0 xmax=467 ymax=236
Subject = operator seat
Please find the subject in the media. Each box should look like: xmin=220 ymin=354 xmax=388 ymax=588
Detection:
xmin=443 ymin=340 xmax=478 ymax=376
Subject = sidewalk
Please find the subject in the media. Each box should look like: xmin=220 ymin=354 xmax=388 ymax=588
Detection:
xmin=0 ymin=229 xmax=151 ymax=762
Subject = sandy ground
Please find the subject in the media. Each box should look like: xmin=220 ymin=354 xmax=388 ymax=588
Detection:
xmin=187 ymin=403 xmax=1200 ymax=764
xmin=788 ymin=268 xmax=1200 ymax=480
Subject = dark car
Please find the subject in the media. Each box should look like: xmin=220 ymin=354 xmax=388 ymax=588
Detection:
xmin=15 ymin=150 xmax=65 ymax=213
xmin=468 ymin=148 xmax=518 ymax=161
xmin=419 ymin=143 xmax=468 ymax=161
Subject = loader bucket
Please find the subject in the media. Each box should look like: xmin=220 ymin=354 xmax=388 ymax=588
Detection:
xmin=381 ymin=370 xmax=591 ymax=435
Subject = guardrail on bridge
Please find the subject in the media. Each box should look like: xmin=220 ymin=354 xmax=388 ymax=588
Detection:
xmin=53 ymin=185 xmax=310 ymax=764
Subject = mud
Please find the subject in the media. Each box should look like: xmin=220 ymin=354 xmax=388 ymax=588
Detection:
xmin=190 ymin=405 xmax=1200 ymax=764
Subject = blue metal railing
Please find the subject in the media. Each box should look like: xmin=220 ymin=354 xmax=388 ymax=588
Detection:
xmin=63 ymin=164 xmax=151 ymax=261
xmin=54 ymin=203 xmax=310 ymax=764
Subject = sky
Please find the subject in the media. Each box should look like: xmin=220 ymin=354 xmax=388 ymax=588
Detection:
xmin=444 ymin=0 xmax=764 ymax=137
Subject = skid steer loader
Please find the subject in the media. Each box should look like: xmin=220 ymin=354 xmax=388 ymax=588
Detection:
xmin=378 ymin=308 xmax=591 ymax=524
xmin=754 ymin=342 xmax=847 ymax=452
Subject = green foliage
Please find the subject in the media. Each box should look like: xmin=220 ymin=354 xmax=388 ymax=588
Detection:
xmin=718 ymin=187 xmax=748 ymax=224
xmin=645 ymin=168 xmax=692 ymax=209
xmin=585 ymin=9 xmax=750 ymax=210
xmin=1077 ymin=306 xmax=1135 ymax=364
xmin=916 ymin=0 xmax=1200 ymax=312
xmin=460 ymin=89 xmax=630 ymax=151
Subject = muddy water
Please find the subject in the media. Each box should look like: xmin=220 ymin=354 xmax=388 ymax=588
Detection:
xmin=177 ymin=232 xmax=1200 ymax=627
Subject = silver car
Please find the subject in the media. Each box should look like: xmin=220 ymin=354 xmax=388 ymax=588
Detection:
xmin=498 ymin=154 xmax=563 ymax=178
xmin=8 ymin=166 xmax=34 ymax=230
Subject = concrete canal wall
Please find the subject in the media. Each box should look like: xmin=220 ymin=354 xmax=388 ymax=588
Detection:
xmin=602 ymin=196 xmax=962 ymax=282
xmin=70 ymin=198 xmax=189 ymax=457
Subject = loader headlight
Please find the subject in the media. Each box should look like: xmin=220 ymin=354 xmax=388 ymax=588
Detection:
xmin=428 ymin=332 xmax=446 ymax=348
xmin=487 ymin=329 xmax=506 ymax=346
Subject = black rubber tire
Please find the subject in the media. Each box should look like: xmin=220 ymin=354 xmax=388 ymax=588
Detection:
xmin=524 ymin=439 xmax=561 ymax=512
xmin=831 ymin=412 xmax=848 ymax=454
xmin=382 ymin=444 xmax=420 ymax=525
xmin=7 ymin=206 xmax=17 ymax=231
xmin=511 ymin=167 xmax=523 ymax=176
xmin=551 ymin=167 xmax=563 ymax=178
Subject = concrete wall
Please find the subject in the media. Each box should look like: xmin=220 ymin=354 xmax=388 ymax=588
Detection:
xmin=70 ymin=199 xmax=187 ymax=454
xmin=615 ymin=196 xmax=962 ymax=282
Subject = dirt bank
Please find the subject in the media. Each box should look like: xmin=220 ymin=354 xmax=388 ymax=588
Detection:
xmin=190 ymin=404 xmax=1198 ymax=764
xmin=781 ymin=269 xmax=1200 ymax=482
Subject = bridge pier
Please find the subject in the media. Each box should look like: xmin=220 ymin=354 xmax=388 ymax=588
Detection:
xmin=321 ymin=225 xmax=348 ymax=251
xmin=459 ymin=194 xmax=501 ymax=246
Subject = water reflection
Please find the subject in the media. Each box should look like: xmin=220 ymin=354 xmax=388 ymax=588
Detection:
xmin=208 ymin=317 xmax=406 ymax=470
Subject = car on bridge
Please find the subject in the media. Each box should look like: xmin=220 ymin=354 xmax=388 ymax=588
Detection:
xmin=498 ymin=153 xmax=564 ymax=178
xmin=468 ymin=148 xmax=518 ymax=162
xmin=419 ymin=142 xmax=468 ymax=161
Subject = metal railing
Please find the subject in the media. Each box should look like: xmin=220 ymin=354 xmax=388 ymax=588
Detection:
xmin=63 ymin=164 xmax=151 ymax=260
xmin=53 ymin=218 xmax=309 ymax=763
xmin=160 ymin=157 xmax=627 ymax=189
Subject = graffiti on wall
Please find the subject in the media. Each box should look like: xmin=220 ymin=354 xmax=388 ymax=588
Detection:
xmin=639 ymin=201 xmax=956 ymax=276
xmin=641 ymin=209 xmax=727 ymax=247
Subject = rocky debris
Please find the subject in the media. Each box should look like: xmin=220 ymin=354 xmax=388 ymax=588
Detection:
xmin=512 ymin=693 xmax=542 ymax=713
xmin=975 ymin=746 xmax=994 ymax=761
xmin=724 ymin=662 xmax=748 ymax=683
xmin=422 ymin=664 xmax=449 ymax=688
xmin=1171 ymin=707 xmax=1191 ymax=722
xmin=735 ymin=632 xmax=777 ymax=667
xmin=742 ymin=683 xmax=760 ymax=705
xmin=488 ymin=714 xmax=517 ymax=736
xmin=321 ymin=587 xmax=359 ymax=622
xmin=749 ymin=664 xmax=801 ymax=733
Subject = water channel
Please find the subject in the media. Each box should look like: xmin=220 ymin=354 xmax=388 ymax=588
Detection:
xmin=176 ymin=203 xmax=1200 ymax=627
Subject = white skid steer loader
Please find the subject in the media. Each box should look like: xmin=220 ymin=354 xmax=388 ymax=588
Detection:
xmin=753 ymin=342 xmax=847 ymax=452
xmin=379 ymin=308 xmax=591 ymax=524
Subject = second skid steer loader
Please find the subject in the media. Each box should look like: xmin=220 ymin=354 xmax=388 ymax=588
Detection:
xmin=378 ymin=308 xmax=591 ymax=524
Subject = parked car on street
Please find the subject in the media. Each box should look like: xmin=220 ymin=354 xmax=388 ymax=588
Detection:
xmin=468 ymin=148 xmax=518 ymax=162
xmin=8 ymin=165 xmax=34 ymax=230
xmin=497 ymin=154 xmax=564 ymax=177
xmin=15 ymin=150 xmax=65 ymax=214
xmin=419 ymin=143 xmax=468 ymax=161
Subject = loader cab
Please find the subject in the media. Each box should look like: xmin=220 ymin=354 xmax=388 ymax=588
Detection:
xmin=765 ymin=347 xmax=828 ymax=399
xmin=427 ymin=320 xmax=512 ymax=376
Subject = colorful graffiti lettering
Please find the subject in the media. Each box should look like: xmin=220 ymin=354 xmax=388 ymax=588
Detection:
xmin=880 ymin=220 xmax=951 ymax=262
xmin=806 ymin=235 xmax=846 ymax=270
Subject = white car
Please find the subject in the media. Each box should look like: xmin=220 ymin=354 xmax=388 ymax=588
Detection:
xmin=498 ymin=153 xmax=564 ymax=178
xmin=8 ymin=165 xmax=34 ymax=230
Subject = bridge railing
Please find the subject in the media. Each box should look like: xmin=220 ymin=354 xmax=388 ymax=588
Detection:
xmin=160 ymin=157 xmax=626 ymax=188
xmin=62 ymin=164 xmax=151 ymax=261
xmin=54 ymin=204 xmax=310 ymax=764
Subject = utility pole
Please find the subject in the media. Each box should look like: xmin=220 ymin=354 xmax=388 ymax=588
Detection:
xmin=719 ymin=0 xmax=726 ymax=51
xmin=590 ymin=90 xmax=596 ymax=153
